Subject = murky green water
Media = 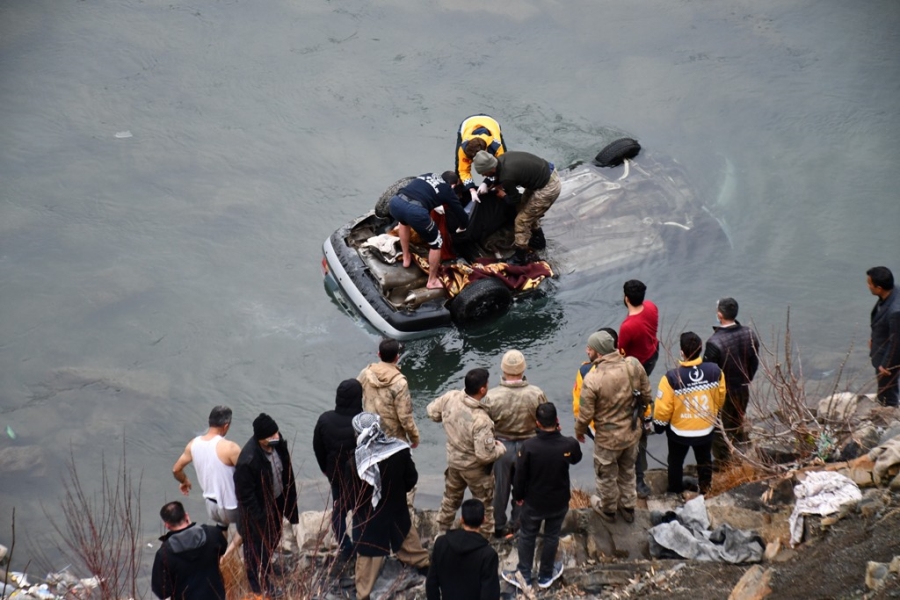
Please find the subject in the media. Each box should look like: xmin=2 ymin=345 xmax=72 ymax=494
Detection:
xmin=1 ymin=0 xmax=898 ymax=578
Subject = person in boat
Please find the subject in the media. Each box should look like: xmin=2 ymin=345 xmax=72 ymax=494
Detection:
xmin=388 ymin=172 xmax=468 ymax=290
xmin=455 ymin=114 xmax=507 ymax=206
xmin=472 ymin=150 xmax=560 ymax=265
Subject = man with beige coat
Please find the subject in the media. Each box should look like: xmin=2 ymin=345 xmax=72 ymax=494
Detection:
xmin=483 ymin=349 xmax=547 ymax=537
xmin=358 ymin=338 xmax=420 ymax=448
xmin=427 ymin=368 xmax=506 ymax=538
xmin=574 ymin=331 xmax=652 ymax=523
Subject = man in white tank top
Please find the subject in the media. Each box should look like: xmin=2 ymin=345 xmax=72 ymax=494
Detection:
xmin=172 ymin=406 xmax=242 ymax=557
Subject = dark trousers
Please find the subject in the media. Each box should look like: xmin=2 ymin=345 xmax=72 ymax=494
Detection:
xmin=330 ymin=479 xmax=353 ymax=557
xmin=877 ymin=369 xmax=899 ymax=407
xmin=667 ymin=435 xmax=712 ymax=494
xmin=493 ymin=439 xmax=525 ymax=531
xmin=516 ymin=504 xmax=568 ymax=580
xmin=244 ymin=525 xmax=279 ymax=594
xmin=713 ymin=385 xmax=751 ymax=462
xmin=636 ymin=348 xmax=659 ymax=481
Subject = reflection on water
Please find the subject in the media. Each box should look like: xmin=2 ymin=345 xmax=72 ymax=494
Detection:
xmin=1 ymin=0 xmax=899 ymax=575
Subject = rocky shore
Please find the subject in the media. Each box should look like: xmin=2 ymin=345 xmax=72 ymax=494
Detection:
xmin=4 ymin=395 xmax=900 ymax=600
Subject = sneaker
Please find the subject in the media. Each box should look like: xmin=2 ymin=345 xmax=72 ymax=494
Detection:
xmin=537 ymin=561 xmax=564 ymax=589
xmin=636 ymin=479 xmax=652 ymax=499
xmin=501 ymin=569 xmax=533 ymax=590
xmin=619 ymin=507 xmax=635 ymax=524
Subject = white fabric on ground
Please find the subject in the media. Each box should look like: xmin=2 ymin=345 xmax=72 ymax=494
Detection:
xmin=788 ymin=471 xmax=861 ymax=547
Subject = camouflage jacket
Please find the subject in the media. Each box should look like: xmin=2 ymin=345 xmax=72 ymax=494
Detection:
xmin=483 ymin=378 xmax=547 ymax=440
xmin=574 ymin=352 xmax=652 ymax=451
xmin=426 ymin=389 xmax=506 ymax=471
xmin=357 ymin=361 xmax=420 ymax=446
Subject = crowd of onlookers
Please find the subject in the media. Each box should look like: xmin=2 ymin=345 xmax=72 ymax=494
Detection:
xmin=151 ymin=266 xmax=898 ymax=600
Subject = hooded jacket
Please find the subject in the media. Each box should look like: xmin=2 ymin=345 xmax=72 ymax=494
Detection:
xmin=358 ymin=361 xmax=420 ymax=445
xmin=313 ymin=381 xmax=363 ymax=482
xmin=426 ymin=529 xmax=500 ymax=600
xmin=456 ymin=114 xmax=505 ymax=191
xmin=151 ymin=523 xmax=226 ymax=600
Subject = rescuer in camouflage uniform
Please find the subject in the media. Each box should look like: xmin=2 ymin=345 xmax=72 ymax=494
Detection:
xmin=427 ymin=368 xmax=506 ymax=538
xmin=358 ymin=338 xmax=420 ymax=448
xmin=482 ymin=349 xmax=547 ymax=537
xmin=574 ymin=331 xmax=652 ymax=523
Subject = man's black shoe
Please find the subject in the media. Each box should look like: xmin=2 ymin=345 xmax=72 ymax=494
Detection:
xmin=508 ymin=247 xmax=539 ymax=266
xmin=528 ymin=227 xmax=546 ymax=250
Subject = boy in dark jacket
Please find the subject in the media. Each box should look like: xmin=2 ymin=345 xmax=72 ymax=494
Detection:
xmin=151 ymin=501 xmax=226 ymax=600
xmin=312 ymin=379 xmax=364 ymax=560
xmin=426 ymin=499 xmax=500 ymax=600
xmin=504 ymin=402 xmax=582 ymax=590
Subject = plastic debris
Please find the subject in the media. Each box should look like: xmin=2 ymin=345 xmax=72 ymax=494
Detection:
xmin=114 ymin=131 xmax=133 ymax=139
xmin=6 ymin=425 xmax=15 ymax=439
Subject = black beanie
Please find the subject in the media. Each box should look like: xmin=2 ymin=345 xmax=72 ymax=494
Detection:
xmin=335 ymin=379 xmax=363 ymax=415
xmin=253 ymin=413 xmax=279 ymax=440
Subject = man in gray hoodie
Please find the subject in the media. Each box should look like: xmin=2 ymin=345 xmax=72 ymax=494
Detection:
xmin=151 ymin=501 xmax=226 ymax=600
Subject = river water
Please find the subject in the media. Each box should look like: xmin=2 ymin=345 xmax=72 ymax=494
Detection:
xmin=1 ymin=0 xmax=898 ymax=577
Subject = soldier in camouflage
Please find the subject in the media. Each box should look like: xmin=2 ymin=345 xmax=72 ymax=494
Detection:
xmin=427 ymin=368 xmax=506 ymax=539
xmin=482 ymin=349 xmax=547 ymax=537
xmin=574 ymin=331 xmax=652 ymax=524
xmin=358 ymin=338 xmax=420 ymax=448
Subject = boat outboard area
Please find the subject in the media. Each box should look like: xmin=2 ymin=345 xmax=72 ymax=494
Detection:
xmin=322 ymin=138 xmax=729 ymax=339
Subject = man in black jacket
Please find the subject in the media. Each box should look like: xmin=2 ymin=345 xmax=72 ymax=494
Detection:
xmin=151 ymin=501 xmax=226 ymax=600
xmin=426 ymin=499 xmax=500 ymax=600
xmin=349 ymin=412 xmax=430 ymax=600
xmin=868 ymin=266 xmax=900 ymax=407
xmin=312 ymin=379 xmax=363 ymax=561
xmin=703 ymin=297 xmax=760 ymax=467
xmin=504 ymin=402 xmax=582 ymax=590
xmin=234 ymin=413 xmax=299 ymax=596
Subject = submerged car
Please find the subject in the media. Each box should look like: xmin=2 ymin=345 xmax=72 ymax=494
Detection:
xmin=322 ymin=138 xmax=728 ymax=339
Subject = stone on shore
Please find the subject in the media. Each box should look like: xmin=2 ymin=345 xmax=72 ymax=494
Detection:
xmin=728 ymin=565 xmax=773 ymax=600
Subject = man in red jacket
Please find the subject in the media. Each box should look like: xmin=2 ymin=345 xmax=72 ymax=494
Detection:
xmin=618 ymin=279 xmax=659 ymax=499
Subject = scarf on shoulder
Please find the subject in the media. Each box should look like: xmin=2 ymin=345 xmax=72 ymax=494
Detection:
xmin=353 ymin=413 xmax=410 ymax=507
